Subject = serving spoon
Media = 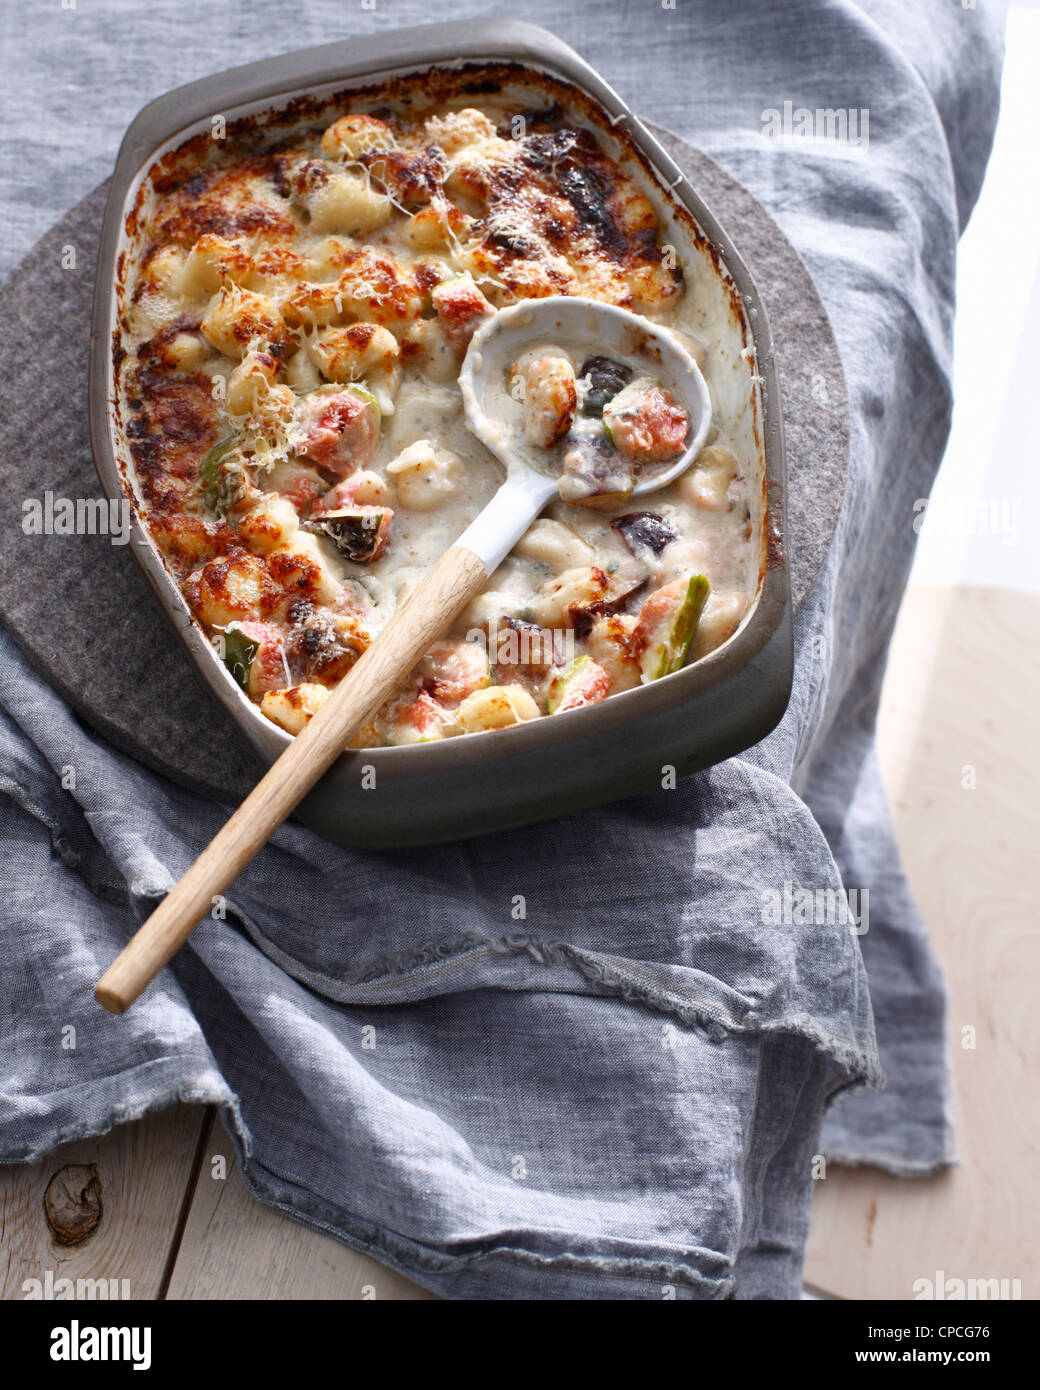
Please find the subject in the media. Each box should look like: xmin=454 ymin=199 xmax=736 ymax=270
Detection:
xmin=94 ymin=296 xmax=711 ymax=1013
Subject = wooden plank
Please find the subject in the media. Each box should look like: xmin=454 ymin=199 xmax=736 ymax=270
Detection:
xmin=165 ymin=1116 xmax=434 ymax=1300
xmin=0 ymin=1104 xmax=208 ymax=1301
xmin=805 ymin=585 xmax=1040 ymax=1300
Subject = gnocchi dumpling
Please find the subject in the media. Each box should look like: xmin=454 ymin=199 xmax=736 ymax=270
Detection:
xmin=152 ymin=331 xmax=210 ymax=374
xmin=530 ymin=567 xmax=608 ymax=628
xmin=302 ymin=236 xmax=355 ymax=282
xmin=182 ymin=234 xmax=255 ymax=298
xmin=307 ymin=173 xmax=392 ymax=236
xmin=335 ymin=251 xmax=424 ymax=328
xmin=201 ymin=285 xmax=291 ymax=359
xmin=128 ymin=246 xmax=188 ymax=334
xmin=193 ymin=551 xmax=278 ymax=629
xmin=261 ymin=683 xmax=329 ymax=735
xmin=514 ymin=519 xmax=594 ymax=572
xmin=459 ymin=590 xmax=518 ymax=632
xmin=403 ymin=201 xmax=472 ymax=250
xmin=404 ymin=318 xmax=459 ymax=384
xmin=584 ymin=615 xmax=642 ymax=693
xmin=422 ymin=108 xmax=498 ymax=156
xmin=226 ymin=349 xmax=279 ymax=415
xmin=282 ymin=280 xmax=344 ymax=329
xmin=235 ymin=493 xmax=300 ymax=555
xmin=321 ymin=113 xmax=395 ymax=160
xmin=142 ymin=244 xmax=189 ymax=298
xmin=523 ymin=356 xmax=577 ymax=448
xmin=385 ymin=440 xmax=465 ymax=511
xmin=455 ymin=684 xmax=540 ymax=732
xmin=677 ymin=444 xmax=740 ymax=512
xmin=266 ymin=531 xmax=343 ymax=608
xmin=689 ymin=590 xmax=745 ymax=660
xmin=283 ymin=343 xmax=322 ymax=393
xmin=308 ymin=322 xmax=401 ymax=411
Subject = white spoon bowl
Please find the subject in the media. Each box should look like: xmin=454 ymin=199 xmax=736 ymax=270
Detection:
xmin=456 ymin=295 xmax=712 ymax=572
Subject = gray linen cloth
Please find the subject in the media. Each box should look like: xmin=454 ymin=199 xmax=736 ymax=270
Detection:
xmin=0 ymin=0 xmax=1003 ymax=1297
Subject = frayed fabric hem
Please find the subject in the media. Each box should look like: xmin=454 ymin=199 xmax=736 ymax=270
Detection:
xmin=0 ymin=1062 xmax=237 ymax=1166
xmin=820 ymin=1149 xmax=957 ymax=1178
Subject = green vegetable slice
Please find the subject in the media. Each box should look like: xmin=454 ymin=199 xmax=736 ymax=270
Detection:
xmin=222 ymin=626 xmax=259 ymax=689
xmin=199 ymin=436 xmax=242 ymax=514
xmin=635 ymin=573 xmax=711 ymax=680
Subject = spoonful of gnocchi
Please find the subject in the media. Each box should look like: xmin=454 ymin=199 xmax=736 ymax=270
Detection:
xmin=94 ymin=295 xmax=711 ymax=1014
xmin=454 ymin=294 xmax=712 ymax=575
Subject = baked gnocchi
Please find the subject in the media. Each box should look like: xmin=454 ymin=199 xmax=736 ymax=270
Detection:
xmin=117 ymin=77 xmax=758 ymax=746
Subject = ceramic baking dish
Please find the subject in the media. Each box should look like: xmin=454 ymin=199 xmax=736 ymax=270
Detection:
xmin=89 ymin=20 xmax=792 ymax=848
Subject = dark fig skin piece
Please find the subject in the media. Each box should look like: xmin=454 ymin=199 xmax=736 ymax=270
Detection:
xmin=490 ymin=616 xmax=567 ymax=690
xmin=570 ymin=567 xmax=648 ymax=639
xmin=578 ymin=355 xmax=633 ymax=416
xmin=311 ymin=506 xmax=392 ymax=563
xmin=610 ymin=511 xmax=679 ymax=558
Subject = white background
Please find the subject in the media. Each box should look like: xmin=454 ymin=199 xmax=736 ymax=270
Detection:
xmin=910 ymin=0 xmax=1040 ymax=594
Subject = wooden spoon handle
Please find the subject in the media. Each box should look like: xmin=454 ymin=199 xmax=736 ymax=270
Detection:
xmin=95 ymin=545 xmax=488 ymax=1014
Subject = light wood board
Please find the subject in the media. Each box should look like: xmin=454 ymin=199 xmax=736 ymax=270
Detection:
xmin=0 ymin=1105 xmax=208 ymax=1300
xmin=164 ymin=1117 xmax=433 ymax=1300
xmin=805 ymin=585 xmax=1039 ymax=1300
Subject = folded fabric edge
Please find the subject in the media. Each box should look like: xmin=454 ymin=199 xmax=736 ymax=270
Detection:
xmin=820 ymin=1149 xmax=958 ymax=1179
xmin=0 ymin=1058 xmax=237 ymax=1166
xmin=219 ymin=898 xmax=885 ymax=1096
xmin=222 ymin=1118 xmax=735 ymax=1300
